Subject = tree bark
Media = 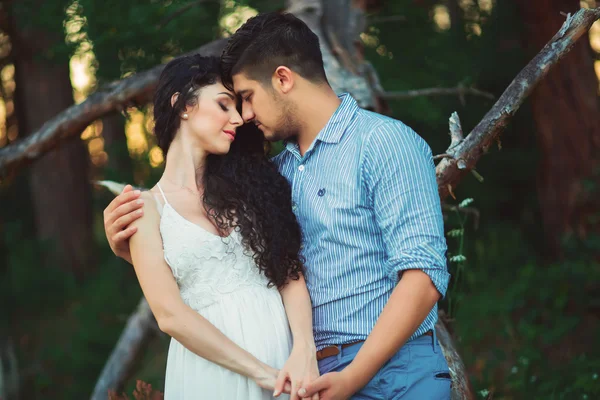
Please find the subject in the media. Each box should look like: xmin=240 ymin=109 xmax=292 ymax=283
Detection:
xmin=516 ymin=0 xmax=600 ymax=257
xmin=9 ymin=7 xmax=95 ymax=279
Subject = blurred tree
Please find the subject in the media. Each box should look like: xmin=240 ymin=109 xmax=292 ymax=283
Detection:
xmin=7 ymin=0 xmax=95 ymax=280
xmin=517 ymin=0 xmax=600 ymax=257
xmin=70 ymin=0 xmax=223 ymax=182
xmin=101 ymin=113 xmax=133 ymax=181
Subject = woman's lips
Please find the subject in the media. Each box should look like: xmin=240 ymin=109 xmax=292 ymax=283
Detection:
xmin=223 ymin=130 xmax=236 ymax=140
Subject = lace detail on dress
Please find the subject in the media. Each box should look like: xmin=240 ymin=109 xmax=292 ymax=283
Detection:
xmin=159 ymin=203 xmax=273 ymax=311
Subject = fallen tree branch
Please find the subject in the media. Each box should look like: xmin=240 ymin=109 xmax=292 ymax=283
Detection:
xmin=448 ymin=111 xmax=465 ymax=152
xmin=433 ymin=153 xmax=452 ymax=161
xmin=90 ymin=297 xmax=158 ymax=400
xmin=435 ymin=7 xmax=600 ymax=200
xmin=437 ymin=312 xmax=472 ymax=400
xmin=0 ymin=38 xmax=227 ymax=176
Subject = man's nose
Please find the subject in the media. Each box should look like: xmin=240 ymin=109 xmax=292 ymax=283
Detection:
xmin=242 ymin=104 xmax=255 ymax=123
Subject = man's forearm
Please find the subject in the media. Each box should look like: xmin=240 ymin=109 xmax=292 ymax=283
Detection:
xmin=280 ymin=275 xmax=316 ymax=349
xmin=342 ymin=270 xmax=441 ymax=392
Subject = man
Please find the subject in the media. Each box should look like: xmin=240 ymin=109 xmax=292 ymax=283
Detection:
xmin=104 ymin=12 xmax=451 ymax=400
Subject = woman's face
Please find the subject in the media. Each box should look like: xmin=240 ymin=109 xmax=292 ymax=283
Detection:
xmin=181 ymin=81 xmax=243 ymax=155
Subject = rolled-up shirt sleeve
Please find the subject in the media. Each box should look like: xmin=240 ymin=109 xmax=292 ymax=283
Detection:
xmin=362 ymin=121 xmax=451 ymax=297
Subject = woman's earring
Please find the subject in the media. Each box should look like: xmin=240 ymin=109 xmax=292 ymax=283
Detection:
xmin=182 ymin=113 xmax=189 ymax=120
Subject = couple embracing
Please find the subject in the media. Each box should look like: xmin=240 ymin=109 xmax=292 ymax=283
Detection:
xmin=103 ymin=11 xmax=451 ymax=400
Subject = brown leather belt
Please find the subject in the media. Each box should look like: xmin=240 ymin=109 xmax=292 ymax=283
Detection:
xmin=316 ymin=331 xmax=433 ymax=361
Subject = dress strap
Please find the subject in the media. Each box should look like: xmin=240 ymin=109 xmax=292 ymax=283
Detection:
xmin=156 ymin=182 xmax=169 ymax=205
xmin=152 ymin=193 xmax=164 ymax=216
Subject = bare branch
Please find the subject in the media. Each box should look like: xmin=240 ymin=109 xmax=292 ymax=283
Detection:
xmin=381 ymin=86 xmax=495 ymax=101
xmin=437 ymin=312 xmax=475 ymax=400
xmin=433 ymin=153 xmax=452 ymax=161
xmin=90 ymin=298 xmax=158 ymax=400
xmin=448 ymin=112 xmax=464 ymax=153
xmin=436 ymin=7 xmax=600 ymax=200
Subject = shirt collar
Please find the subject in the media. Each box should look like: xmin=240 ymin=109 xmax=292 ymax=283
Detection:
xmin=315 ymin=93 xmax=358 ymax=144
xmin=284 ymin=93 xmax=358 ymax=156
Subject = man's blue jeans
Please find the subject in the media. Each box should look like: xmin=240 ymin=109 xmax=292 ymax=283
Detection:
xmin=317 ymin=330 xmax=451 ymax=399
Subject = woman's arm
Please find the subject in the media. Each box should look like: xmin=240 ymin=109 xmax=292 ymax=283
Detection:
xmin=128 ymin=192 xmax=281 ymax=390
xmin=274 ymin=275 xmax=319 ymax=400
xmin=279 ymin=275 xmax=316 ymax=350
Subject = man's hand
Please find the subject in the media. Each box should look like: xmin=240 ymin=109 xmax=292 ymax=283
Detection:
xmin=103 ymin=184 xmax=144 ymax=264
xmin=298 ymin=371 xmax=355 ymax=400
xmin=274 ymin=345 xmax=320 ymax=400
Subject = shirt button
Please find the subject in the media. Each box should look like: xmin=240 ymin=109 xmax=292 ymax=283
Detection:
xmin=298 ymin=165 xmax=305 ymax=172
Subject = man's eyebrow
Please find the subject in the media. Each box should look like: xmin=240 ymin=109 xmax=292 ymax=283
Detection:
xmin=218 ymin=92 xmax=235 ymax=100
xmin=236 ymin=89 xmax=250 ymax=97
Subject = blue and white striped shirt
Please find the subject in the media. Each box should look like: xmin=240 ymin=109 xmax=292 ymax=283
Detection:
xmin=273 ymin=94 xmax=451 ymax=350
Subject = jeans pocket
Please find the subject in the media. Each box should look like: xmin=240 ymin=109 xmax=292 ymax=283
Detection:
xmin=376 ymin=347 xmax=410 ymax=399
xmin=430 ymin=353 xmax=452 ymax=398
xmin=434 ymin=371 xmax=452 ymax=381
xmin=317 ymin=355 xmax=340 ymax=375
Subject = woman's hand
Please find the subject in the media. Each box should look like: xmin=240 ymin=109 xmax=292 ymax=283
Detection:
xmin=252 ymin=363 xmax=292 ymax=394
xmin=274 ymin=344 xmax=320 ymax=400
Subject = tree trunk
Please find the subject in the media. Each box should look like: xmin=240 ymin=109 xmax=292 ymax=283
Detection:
xmin=102 ymin=112 xmax=133 ymax=182
xmin=9 ymin=7 xmax=95 ymax=280
xmin=517 ymin=0 xmax=600 ymax=257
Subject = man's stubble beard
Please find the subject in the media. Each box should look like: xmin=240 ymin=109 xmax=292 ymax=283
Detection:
xmin=270 ymin=98 xmax=301 ymax=142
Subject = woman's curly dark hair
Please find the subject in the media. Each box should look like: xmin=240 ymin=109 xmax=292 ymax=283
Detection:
xmin=153 ymin=54 xmax=304 ymax=289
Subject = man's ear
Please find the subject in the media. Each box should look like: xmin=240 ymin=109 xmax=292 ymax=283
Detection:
xmin=272 ymin=66 xmax=294 ymax=94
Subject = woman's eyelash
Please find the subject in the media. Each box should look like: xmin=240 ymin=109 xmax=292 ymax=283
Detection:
xmin=219 ymin=103 xmax=228 ymax=111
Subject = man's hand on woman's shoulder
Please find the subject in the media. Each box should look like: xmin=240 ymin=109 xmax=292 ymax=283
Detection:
xmin=103 ymin=184 xmax=145 ymax=264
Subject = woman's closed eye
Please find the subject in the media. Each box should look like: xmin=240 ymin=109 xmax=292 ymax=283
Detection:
xmin=219 ymin=102 xmax=229 ymax=112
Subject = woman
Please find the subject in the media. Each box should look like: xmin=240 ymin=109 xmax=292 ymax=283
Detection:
xmin=121 ymin=54 xmax=318 ymax=399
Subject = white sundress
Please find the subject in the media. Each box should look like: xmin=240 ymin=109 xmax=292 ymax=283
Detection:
xmin=153 ymin=183 xmax=292 ymax=400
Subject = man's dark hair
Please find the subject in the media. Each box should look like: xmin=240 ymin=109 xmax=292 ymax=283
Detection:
xmin=221 ymin=12 xmax=328 ymax=90
xmin=153 ymin=54 xmax=305 ymax=289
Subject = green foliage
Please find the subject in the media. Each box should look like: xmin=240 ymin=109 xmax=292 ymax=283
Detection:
xmin=68 ymin=0 xmax=223 ymax=81
xmin=365 ymin=1 xmax=525 ymax=150
xmin=446 ymin=221 xmax=600 ymax=399
xmin=11 ymin=0 xmax=75 ymax=62
xmin=0 ymin=214 xmax=145 ymax=398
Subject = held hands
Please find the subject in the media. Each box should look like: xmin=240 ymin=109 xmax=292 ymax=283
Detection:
xmin=103 ymin=184 xmax=145 ymax=263
xmin=274 ymin=344 xmax=320 ymax=400
xmin=251 ymin=363 xmax=291 ymax=394
xmin=297 ymin=371 xmax=355 ymax=400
